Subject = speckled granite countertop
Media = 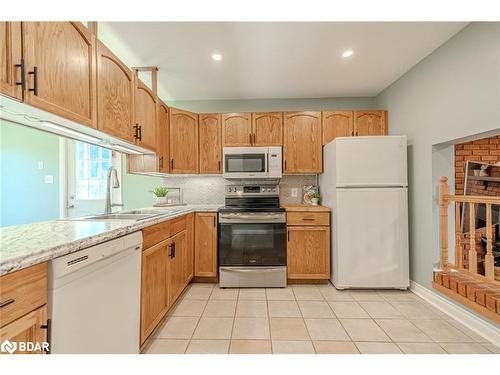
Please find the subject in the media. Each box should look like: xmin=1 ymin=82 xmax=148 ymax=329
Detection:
xmin=0 ymin=205 xmax=221 ymax=276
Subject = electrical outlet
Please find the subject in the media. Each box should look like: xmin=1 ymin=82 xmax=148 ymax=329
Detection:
xmin=45 ymin=175 xmax=54 ymax=184
xmin=291 ymin=188 xmax=298 ymax=197
xmin=38 ymin=161 xmax=44 ymax=169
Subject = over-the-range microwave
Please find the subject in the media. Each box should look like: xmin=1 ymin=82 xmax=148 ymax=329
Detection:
xmin=222 ymin=146 xmax=282 ymax=179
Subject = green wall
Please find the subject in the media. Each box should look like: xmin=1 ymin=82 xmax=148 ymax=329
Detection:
xmin=0 ymin=121 xmax=60 ymax=227
xmin=375 ymin=22 xmax=500 ymax=294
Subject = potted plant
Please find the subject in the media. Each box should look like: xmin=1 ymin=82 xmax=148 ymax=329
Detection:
xmin=311 ymin=191 xmax=321 ymax=206
xmin=152 ymin=186 xmax=169 ymax=205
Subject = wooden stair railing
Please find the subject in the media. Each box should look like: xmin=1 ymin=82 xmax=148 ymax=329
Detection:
xmin=435 ymin=176 xmax=500 ymax=323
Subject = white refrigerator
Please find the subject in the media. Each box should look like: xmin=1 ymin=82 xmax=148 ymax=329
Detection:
xmin=320 ymin=136 xmax=409 ymax=289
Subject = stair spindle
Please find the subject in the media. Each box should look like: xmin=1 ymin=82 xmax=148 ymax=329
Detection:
xmin=485 ymin=203 xmax=494 ymax=280
xmin=469 ymin=202 xmax=477 ymax=274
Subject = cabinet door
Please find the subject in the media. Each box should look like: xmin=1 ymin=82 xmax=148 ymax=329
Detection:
xmin=157 ymin=101 xmax=170 ymax=174
xmin=96 ymin=40 xmax=134 ymax=142
xmin=0 ymin=306 xmax=47 ymax=354
xmin=283 ymin=112 xmax=322 ymax=173
xmin=134 ymin=78 xmax=157 ymax=152
xmin=0 ymin=22 xmax=22 ymax=100
xmin=222 ymin=113 xmax=252 ymax=146
xmin=168 ymin=230 xmax=187 ymax=306
xmin=322 ymin=111 xmax=354 ymax=144
xmin=252 ymin=112 xmax=283 ymax=146
xmin=169 ymin=108 xmax=199 ymax=173
xmin=184 ymin=213 xmax=195 ymax=284
xmin=354 ymin=110 xmax=387 ymax=136
xmin=194 ymin=213 xmax=218 ymax=277
xmin=199 ymin=113 xmax=221 ymax=173
xmin=23 ymin=22 xmax=97 ymax=127
xmin=287 ymin=226 xmax=330 ymax=279
xmin=140 ymin=240 xmax=169 ymax=344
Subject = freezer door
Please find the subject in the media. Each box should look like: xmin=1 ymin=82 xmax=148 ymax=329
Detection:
xmin=333 ymin=136 xmax=408 ymax=187
xmin=333 ymin=187 xmax=409 ymax=289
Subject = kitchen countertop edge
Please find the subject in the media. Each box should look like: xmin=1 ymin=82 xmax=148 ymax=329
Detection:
xmin=0 ymin=205 xmax=221 ymax=276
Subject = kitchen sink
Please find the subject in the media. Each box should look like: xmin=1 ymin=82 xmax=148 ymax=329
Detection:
xmin=65 ymin=211 xmax=165 ymax=222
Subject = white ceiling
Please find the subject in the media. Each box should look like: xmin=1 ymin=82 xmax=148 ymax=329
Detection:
xmin=101 ymin=22 xmax=467 ymax=101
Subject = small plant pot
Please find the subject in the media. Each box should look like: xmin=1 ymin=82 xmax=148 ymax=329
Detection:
xmin=156 ymin=196 xmax=167 ymax=205
xmin=311 ymin=198 xmax=319 ymax=206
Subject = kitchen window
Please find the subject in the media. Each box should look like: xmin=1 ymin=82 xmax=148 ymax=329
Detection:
xmin=75 ymin=142 xmax=113 ymax=200
xmin=64 ymin=140 xmax=123 ymax=218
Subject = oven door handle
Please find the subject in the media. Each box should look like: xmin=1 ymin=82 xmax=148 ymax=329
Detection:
xmin=221 ymin=267 xmax=283 ymax=273
xmin=219 ymin=213 xmax=285 ymax=222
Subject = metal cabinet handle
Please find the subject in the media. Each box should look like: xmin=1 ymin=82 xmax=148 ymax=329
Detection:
xmin=15 ymin=58 xmax=25 ymax=90
xmin=284 ymin=160 xmax=287 ymax=171
xmin=138 ymin=125 xmax=142 ymax=141
xmin=40 ymin=318 xmax=51 ymax=354
xmin=133 ymin=124 xmax=139 ymax=139
xmin=213 ymin=216 xmax=216 ymax=227
xmin=0 ymin=298 xmax=15 ymax=309
xmin=249 ymin=133 xmax=252 ymax=144
xmin=302 ymin=217 xmax=315 ymax=221
xmin=172 ymin=242 xmax=176 ymax=258
xmin=168 ymin=244 xmax=173 ymax=258
xmin=159 ymin=156 xmax=163 ymax=169
xmin=287 ymin=230 xmax=290 ymax=242
xmin=28 ymin=66 xmax=38 ymax=96
xmin=170 ymin=159 xmax=174 ymax=169
xmin=218 ymin=160 xmax=221 ymax=171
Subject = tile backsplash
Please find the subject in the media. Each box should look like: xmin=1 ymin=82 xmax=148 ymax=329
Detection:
xmin=160 ymin=175 xmax=318 ymax=205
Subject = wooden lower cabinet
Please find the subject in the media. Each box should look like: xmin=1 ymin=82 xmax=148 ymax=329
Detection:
xmin=167 ymin=230 xmax=187 ymax=307
xmin=194 ymin=213 xmax=218 ymax=277
xmin=287 ymin=226 xmax=330 ymax=280
xmin=184 ymin=213 xmax=195 ymax=284
xmin=0 ymin=263 xmax=48 ymax=354
xmin=140 ymin=239 xmax=169 ymax=345
xmin=0 ymin=306 xmax=48 ymax=354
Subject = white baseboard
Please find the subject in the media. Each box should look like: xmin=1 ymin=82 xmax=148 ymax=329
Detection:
xmin=410 ymin=281 xmax=500 ymax=347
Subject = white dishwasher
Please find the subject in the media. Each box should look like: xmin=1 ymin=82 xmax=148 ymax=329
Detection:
xmin=48 ymin=231 xmax=142 ymax=354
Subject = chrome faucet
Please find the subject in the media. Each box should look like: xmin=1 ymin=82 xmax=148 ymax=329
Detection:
xmin=105 ymin=167 xmax=123 ymax=214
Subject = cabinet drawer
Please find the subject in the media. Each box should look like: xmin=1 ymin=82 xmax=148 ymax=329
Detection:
xmin=142 ymin=221 xmax=171 ymax=250
xmin=0 ymin=263 xmax=47 ymax=328
xmin=170 ymin=215 xmax=187 ymax=236
xmin=287 ymin=212 xmax=330 ymax=226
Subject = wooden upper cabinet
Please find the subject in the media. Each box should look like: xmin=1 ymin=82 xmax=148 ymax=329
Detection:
xmin=322 ymin=111 xmax=354 ymax=145
xmin=96 ymin=40 xmax=134 ymax=143
xmin=134 ymin=77 xmax=157 ymax=152
xmin=169 ymin=108 xmax=199 ymax=174
xmin=283 ymin=111 xmax=322 ymax=174
xmin=157 ymin=101 xmax=170 ymax=174
xmin=194 ymin=213 xmax=218 ymax=278
xmin=22 ymin=22 xmax=97 ymax=128
xmin=140 ymin=239 xmax=169 ymax=345
xmin=252 ymin=112 xmax=283 ymax=146
xmin=222 ymin=112 xmax=252 ymax=146
xmin=199 ymin=113 xmax=222 ymax=173
xmin=0 ymin=22 xmax=22 ymax=100
xmin=354 ymin=110 xmax=387 ymax=136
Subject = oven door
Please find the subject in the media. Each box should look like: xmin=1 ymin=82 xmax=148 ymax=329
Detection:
xmin=223 ymin=147 xmax=269 ymax=179
xmin=219 ymin=220 xmax=286 ymax=266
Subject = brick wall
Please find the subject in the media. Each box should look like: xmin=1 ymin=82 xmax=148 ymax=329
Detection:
xmin=455 ymin=136 xmax=500 ymax=195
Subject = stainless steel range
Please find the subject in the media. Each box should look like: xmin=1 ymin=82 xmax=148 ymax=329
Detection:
xmin=218 ymin=183 xmax=286 ymax=288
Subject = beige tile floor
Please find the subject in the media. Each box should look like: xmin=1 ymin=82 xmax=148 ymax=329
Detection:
xmin=143 ymin=282 xmax=500 ymax=354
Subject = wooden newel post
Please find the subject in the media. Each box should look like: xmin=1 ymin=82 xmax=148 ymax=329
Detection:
xmin=439 ymin=176 xmax=450 ymax=270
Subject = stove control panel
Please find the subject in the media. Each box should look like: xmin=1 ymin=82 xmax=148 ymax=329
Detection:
xmin=225 ymin=184 xmax=279 ymax=196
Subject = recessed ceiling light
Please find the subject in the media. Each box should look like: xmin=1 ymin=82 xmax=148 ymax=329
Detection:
xmin=342 ymin=49 xmax=354 ymax=58
xmin=212 ymin=53 xmax=223 ymax=61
